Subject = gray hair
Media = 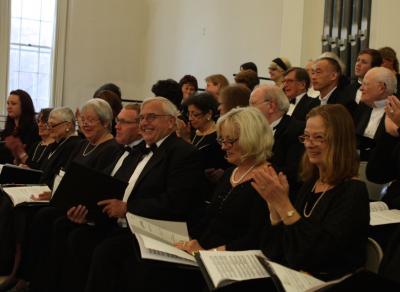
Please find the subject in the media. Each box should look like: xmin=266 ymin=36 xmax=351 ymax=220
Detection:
xmin=50 ymin=107 xmax=76 ymax=125
xmin=141 ymin=96 xmax=179 ymax=116
xmin=318 ymin=51 xmax=346 ymax=74
xmin=216 ymin=106 xmax=274 ymax=164
xmin=369 ymin=67 xmax=398 ymax=95
xmin=81 ymin=99 xmax=113 ymax=131
xmin=253 ymin=84 xmax=290 ymax=113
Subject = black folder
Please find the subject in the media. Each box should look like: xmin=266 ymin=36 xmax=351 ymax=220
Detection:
xmin=0 ymin=164 xmax=43 ymax=184
xmin=50 ymin=162 xmax=128 ymax=222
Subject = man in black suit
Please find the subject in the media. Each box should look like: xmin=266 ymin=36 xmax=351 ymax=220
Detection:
xmin=312 ymin=57 xmax=357 ymax=116
xmin=355 ymin=66 xmax=398 ymax=161
xmin=250 ymin=84 xmax=304 ymax=198
xmin=342 ymin=49 xmax=382 ymax=106
xmin=32 ymin=97 xmax=206 ymax=292
xmin=283 ymin=67 xmax=319 ymax=121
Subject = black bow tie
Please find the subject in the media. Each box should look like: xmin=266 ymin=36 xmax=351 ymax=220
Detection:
xmin=138 ymin=143 xmax=158 ymax=155
xmin=124 ymin=146 xmax=133 ymax=153
xmin=290 ymin=98 xmax=296 ymax=104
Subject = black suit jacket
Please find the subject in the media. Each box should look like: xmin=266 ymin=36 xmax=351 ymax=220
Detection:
xmin=354 ymin=103 xmax=386 ymax=161
xmin=327 ymin=87 xmax=358 ymax=117
xmin=291 ymin=94 xmax=320 ymax=122
xmin=126 ymin=133 xmax=206 ymax=229
xmin=270 ymin=115 xmax=305 ymax=198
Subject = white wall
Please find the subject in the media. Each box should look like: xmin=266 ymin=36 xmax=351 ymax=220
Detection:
xmin=61 ymin=0 xmax=283 ymax=108
xmin=370 ymin=0 xmax=400 ymax=54
xmin=59 ymin=0 xmax=400 ymax=108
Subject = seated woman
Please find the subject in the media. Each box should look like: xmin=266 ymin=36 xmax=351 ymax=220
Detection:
xmin=83 ymin=106 xmax=274 ymax=292
xmin=12 ymin=100 xmax=121 ymax=291
xmin=17 ymin=108 xmax=54 ymax=170
xmin=68 ymin=98 xmax=121 ymax=170
xmin=0 ymin=89 xmax=40 ymax=164
xmin=179 ymin=74 xmax=198 ymax=121
xmin=177 ymin=92 xmax=230 ymax=192
xmin=205 ymin=74 xmax=229 ymax=102
xmin=253 ymin=104 xmax=369 ymax=281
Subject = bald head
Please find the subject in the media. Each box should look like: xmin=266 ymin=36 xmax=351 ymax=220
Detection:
xmin=250 ymin=85 xmax=289 ymax=123
xmin=361 ymin=67 xmax=397 ymax=106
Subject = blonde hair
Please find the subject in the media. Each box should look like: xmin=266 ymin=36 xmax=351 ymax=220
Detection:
xmin=216 ymin=107 xmax=273 ymax=164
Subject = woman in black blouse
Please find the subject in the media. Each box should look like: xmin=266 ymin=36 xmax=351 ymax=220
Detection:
xmin=17 ymin=108 xmax=54 ymax=170
xmin=0 ymin=89 xmax=40 ymax=164
xmin=92 ymin=107 xmax=274 ymax=292
xmin=252 ymin=104 xmax=369 ymax=281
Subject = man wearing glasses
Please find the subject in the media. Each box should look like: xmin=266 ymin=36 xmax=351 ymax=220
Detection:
xmin=51 ymin=96 xmax=206 ymax=292
xmin=250 ymin=84 xmax=305 ymax=199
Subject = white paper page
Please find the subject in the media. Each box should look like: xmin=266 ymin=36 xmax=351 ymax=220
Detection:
xmin=370 ymin=201 xmax=389 ymax=212
xmin=3 ymin=185 xmax=51 ymax=206
xmin=199 ymin=250 xmax=270 ymax=288
xmin=268 ymin=261 xmax=325 ymax=292
xmin=126 ymin=213 xmax=189 ymax=245
xmin=135 ymin=234 xmax=197 ymax=267
xmin=370 ymin=209 xmax=400 ymax=226
xmin=51 ymin=170 xmax=65 ymax=197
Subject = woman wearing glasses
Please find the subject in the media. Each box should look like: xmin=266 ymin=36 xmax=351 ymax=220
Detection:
xmin=67 ymin=98 xmax=121 ymax=170
xmin=106 ymin=107 xmax=274 ymax=292
xmin=252 ymin=104 xmax=369 ymax=282
xmin=177 ymin=92 xmax=230 ymax=192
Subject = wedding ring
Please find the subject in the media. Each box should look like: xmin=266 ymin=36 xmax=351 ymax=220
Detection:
xmin=390 ymin=109 xmax=395 ymax=114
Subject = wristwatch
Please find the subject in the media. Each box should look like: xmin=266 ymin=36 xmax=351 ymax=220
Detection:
xmin=286 ymin=210 xmax=296 ymax=218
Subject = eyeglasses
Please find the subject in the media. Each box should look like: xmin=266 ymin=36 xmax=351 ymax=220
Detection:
xmin=138 ymin=113 xmax=172 ymax=122
xmin=115 ymin=117 xmax=139 ymax=125
xmin=80 ymin=118 xmax=100 ymax=126
xmin=188 ymin=112 xmax=204 ymax=118
xmin=46 ymin=121 xmax=68 ymax=129
xmin=298 ymin=134 xmax=326 ymax=145
xmin=250 ymin=100 xmax=269 ymax=107
xmin=216 ymin=137 xmax=238 ymax=147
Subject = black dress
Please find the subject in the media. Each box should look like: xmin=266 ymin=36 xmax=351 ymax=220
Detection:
xmin=25 ymin=141 xmax=54 ymax=170
xmin=261 ymin=178 xmax=370 ymax=281
xmin=191 ymin=131 xmax=230 ymax=171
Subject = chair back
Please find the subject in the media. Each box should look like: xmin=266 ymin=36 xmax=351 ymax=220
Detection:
xmin=365 ymin=237 xmax=384 ymax=273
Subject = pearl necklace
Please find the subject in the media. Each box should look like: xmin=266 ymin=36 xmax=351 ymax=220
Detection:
xmin=303 ymin=181 xmax=329 ymax=218
xmin=230 ymin=163 xmax=257 ymax=185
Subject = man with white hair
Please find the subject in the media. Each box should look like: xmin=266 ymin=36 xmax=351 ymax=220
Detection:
xmin=356 ymin=66 xmax=398 ymax=160
xmin=250 ymin=84 xmax=305 ymax=196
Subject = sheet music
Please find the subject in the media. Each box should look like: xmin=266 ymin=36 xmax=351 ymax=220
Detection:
xmin=268 ymin=261 xmax=324 ymax=292
xmin=370 ymin=201 xmax=389 ymax=212
xmin=127 ymin=213 xmax=189 ymax=245
xmin=3 ymin=185 xmax=51 ymax=206
xmin=135 ymin=233 xmax=197 ymax=267
xmin=199 ymin=250 xmax=270 ymax=288
xmin=370 ymin=209 xmax=400 ymax=226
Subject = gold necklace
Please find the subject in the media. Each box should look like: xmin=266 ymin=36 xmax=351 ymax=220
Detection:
xmin=303 ymin=181 xmax=329 ymax=218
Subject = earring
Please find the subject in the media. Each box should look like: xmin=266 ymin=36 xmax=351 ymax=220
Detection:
xmin=65 ymin=128 xmax=69 ymax=132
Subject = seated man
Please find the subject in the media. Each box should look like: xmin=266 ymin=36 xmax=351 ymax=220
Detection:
xmin=31 ymin=97 xmax=207 ymax=292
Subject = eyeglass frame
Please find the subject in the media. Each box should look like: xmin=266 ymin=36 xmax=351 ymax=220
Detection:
xmin=46 ymin=121 xmax=69 ymax=130
xmin=216 ymin=137 xmax=239 ymax=147
xmin=138 ymin=113 xmax=172 ymax=123
xmin=298 ymin=134 xmax=327 ymax=145
xmin=115 ymin=117 xmax=139 ymax=125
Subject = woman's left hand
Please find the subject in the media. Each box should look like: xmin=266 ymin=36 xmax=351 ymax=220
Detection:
xmin=251 ymin=165 xmax=290 ymax=209
xmin=175 ymin=239 xmax=204 ymax=254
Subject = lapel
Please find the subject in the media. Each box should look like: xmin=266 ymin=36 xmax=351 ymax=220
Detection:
xmin=373 ymin=113 xmax=386 ymax=140
xmin=131 ymin=133 xmax=176 ymax=193
xmin=274 ymin=115 xmax=290 ymax=140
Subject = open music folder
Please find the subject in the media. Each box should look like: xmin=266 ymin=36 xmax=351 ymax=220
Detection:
xmin=50 ymin=161 xmax=128 ymax=222
xmin=0 ymin=163 xmax=43 ymax=184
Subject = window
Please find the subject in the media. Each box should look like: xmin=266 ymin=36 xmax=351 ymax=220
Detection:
xmin=8 ymin=0 xmax=57 ymax=110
